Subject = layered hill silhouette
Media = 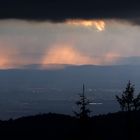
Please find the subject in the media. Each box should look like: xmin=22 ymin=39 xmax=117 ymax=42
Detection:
xmin=0 ymin=111 xmax=140 ymax=140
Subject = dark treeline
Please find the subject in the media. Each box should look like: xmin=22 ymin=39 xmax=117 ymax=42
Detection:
xmin=0 ymin=111 xmax=140 ymax=140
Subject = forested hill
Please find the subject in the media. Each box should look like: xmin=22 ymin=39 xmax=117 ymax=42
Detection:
xmin=0 ymin=111 xmax=140 ymax=140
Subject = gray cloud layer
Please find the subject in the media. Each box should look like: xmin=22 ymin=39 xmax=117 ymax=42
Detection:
xmin=0 ymin=20 xmax=140 ymax=68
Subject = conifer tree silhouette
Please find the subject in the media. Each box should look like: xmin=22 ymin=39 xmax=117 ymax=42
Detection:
xmin=133 ymin=93 xmax=140 ymax=110
xmin=74 ymin=84 xmax=91 ymax=120
xmin=116 ymin=81 xmax=140 ymax=111
xmin=116 ymin=81 xmax=134 ymax=111
xmin=116 ymin=94 xmax=126 ymax=111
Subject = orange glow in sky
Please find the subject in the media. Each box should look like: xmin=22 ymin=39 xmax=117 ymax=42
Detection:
xmin=0 ymin=40 xmax=25 ymax=69
xmin=0 ymin=43 xmax=14 ymax=69
xmin=104 ymin=52 xmax=120 ymax=64
xmin=0 ymin=54 xmax=14 ymax=69
xmin=0 ymin=44 xmax=120 ymax=69
xmin=0 ymin=57 xmax=8 ymax=68
xmin=66 ymin=20 xmax=105 ymax=31
xmin=42 ymin=44 xmax=121 ymax=67
xmin=42 ymin=44 xmax=99 ymax=66
xmin=0 ymin=43 xmax=120 ymax=69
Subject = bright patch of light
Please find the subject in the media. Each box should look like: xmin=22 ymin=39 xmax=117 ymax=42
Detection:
xmin=66 ymin=20 xmax=105 ymax=31
xmin=42 ymin=44 xmax=97 ymax=66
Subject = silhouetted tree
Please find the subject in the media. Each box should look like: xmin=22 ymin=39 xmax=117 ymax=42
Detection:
xmin=116 ymin=81 xmax=134 ymax=111
xmin=116 ymin=81 xmax=140 ymax=112
xmin=116 ymin=94 xmax=126 ymax=111
xmin=133 ymin=93 xmax=140 ymax=110
xmin=74 ymin=84 xmax=91 ymax=120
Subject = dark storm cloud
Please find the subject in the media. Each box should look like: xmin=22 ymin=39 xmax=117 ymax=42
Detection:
xmin=0 ymin=0 xmax=140 ymax=24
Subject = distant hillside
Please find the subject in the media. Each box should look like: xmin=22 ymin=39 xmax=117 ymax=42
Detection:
xmin=0 ymin=111 xmax=140 ymax=140
xmin=115 ymin=56 xmax=140 ymax=65
xmin=1 ymin=64 xmax=140 ymax=119
xmin=1 ymin=64 xmax=140 ymax=90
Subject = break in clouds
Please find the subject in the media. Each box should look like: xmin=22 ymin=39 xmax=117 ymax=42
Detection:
xmin=0 ymin=19 xmax=140 ymax=69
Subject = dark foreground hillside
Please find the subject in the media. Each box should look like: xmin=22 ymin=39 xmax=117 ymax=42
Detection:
xmin=0 ymin=111 xmax=140 ymax=140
